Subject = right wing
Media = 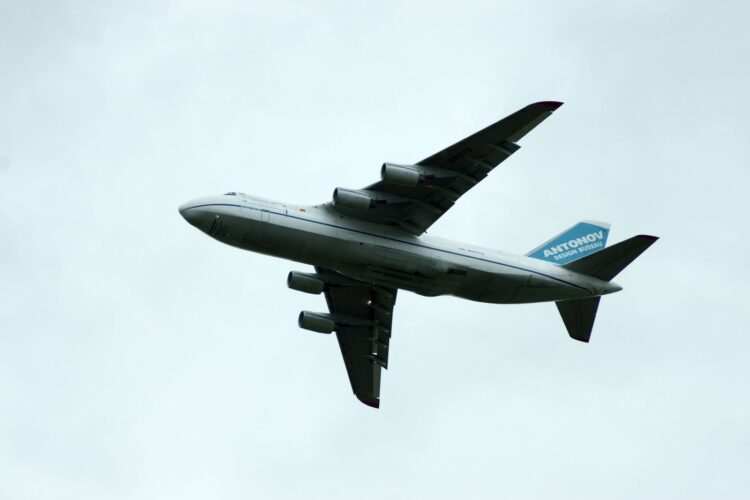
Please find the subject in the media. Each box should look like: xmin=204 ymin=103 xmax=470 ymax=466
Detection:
xmin=315 ymin=267 xmax=397 ymax=408
xmin=329 ymin=101 xmax=563 ymax=235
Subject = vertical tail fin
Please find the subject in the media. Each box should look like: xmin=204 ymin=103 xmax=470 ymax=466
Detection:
xmin=527 ymin=221 xmax=610 ymax=265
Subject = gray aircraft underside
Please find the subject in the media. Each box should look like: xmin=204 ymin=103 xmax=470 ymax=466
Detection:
xmin=180 ymin=102 xmax=658 ymax=408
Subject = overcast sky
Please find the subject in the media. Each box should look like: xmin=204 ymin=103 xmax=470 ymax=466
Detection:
xmin=1 ymin=1 xmax=749 ymax=498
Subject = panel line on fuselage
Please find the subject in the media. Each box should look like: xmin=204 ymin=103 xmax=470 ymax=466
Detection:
xmin=181 ymin=202 xmax=592 ymax=294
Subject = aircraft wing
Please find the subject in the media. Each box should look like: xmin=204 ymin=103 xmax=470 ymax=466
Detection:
xmin=315 ymin=267 xmax=397 ymax=408
xmin=330 ymin=101 xmax=562 ymax=235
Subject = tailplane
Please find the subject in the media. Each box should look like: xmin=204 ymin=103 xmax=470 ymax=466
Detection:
xmin=527 ymin=221 xmax=610 ymax=265
xmin=556 ymin=297 xmax=600 ymax=343
xmin=556 ymin=234 xmax=658 ymax=342
xmin=563 ymin=235 xmax=659 ymax=281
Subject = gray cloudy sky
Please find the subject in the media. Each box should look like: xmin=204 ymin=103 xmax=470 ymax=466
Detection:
xmin=1 ymin=1 xmax=749 ymax=498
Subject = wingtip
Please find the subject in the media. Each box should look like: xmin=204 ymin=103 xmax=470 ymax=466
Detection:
xmin=357 ymin=396 xmax=380 ymax=409
xmin=537 ymin=100 xmax=564 ymax=110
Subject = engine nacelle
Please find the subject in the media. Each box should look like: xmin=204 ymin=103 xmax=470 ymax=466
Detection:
xmin=332 ymin=188 xmax=373 ymax=211
xmin=287 ymin=271 xmax=325 ymax=295
xmin=298 ymin=311 xmax=336 ymax=334
xmin=381 ymin=163 xmax=421 ymax=187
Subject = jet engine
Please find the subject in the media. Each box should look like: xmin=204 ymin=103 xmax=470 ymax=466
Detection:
xmin=332 ymin=188 xmax=373 ymax=211
xmin=381 ymin=163 xmax=421 ymax=187
xmin=287 ymin=271 xmax=325 ymax=294
xmin=298 ymin=311 xmax=336 ymax=334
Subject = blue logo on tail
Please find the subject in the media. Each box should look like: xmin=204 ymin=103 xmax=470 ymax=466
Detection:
xmin=527 ymin=221 xmax=610 ymax=265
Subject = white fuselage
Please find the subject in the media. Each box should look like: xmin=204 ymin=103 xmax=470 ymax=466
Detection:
xmin=179 ymin=194 xmax=621 ymax=303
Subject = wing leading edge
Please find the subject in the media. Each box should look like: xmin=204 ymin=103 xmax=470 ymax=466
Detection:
xmin=330 ymin=101 xmax=563 ymax=235
xmin=315 ymin=267 xmax=397 ymax=408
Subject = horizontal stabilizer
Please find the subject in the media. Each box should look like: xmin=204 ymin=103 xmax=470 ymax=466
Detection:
xmin=556 ymin=297 xmax=601 ymax=343
xmin=563 ymin=235 xmax=658 ymax=281
xmin=527 ymin=221 xmax=610 ymax=265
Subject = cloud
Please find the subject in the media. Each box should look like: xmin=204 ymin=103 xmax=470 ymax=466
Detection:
xmin=0 ymin=1 xmax=748 ymax=499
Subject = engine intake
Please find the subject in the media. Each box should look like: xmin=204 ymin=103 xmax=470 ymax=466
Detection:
xmin=381 ymin=163 xmax=421 ymax=187
xmin=298 ymin=311 xmax=336 ymax=334
xmin=287 ymin=271 xmax=325 ymax=295
xmin=332 ymin=188 xmax=373 ymax=211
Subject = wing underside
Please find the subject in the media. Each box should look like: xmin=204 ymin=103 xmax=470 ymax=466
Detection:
xmin=330 ymin=101 xmax=563 ymax=235
xmin=310 ymin=102 xmax=563 ymax=404
xmin=315 ymin=267 xmax=397 ymax=408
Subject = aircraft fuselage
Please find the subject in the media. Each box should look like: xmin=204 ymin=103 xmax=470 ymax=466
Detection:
xmin=179 ymin=194 xmax=621 ymax=304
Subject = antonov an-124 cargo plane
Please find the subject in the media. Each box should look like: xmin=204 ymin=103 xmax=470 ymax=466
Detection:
xmin=179 ymin=102 xmax=657 ymax=408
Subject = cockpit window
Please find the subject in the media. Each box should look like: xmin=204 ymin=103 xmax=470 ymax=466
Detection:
xmin=224 ymin=192 xmax=237 ymax=196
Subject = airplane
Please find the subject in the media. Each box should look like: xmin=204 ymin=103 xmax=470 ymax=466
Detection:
xmin=179 ymin=101 xmax=658 ymax=408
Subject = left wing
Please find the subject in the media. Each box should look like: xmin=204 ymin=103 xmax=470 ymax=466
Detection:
xmin=329 ymin=101 xmax=563 ymax=235
xmin=315 ymin=267 xmax=397 ymax=408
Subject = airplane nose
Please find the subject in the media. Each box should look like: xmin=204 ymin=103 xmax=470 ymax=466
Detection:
xmin=179 ymin=202 xmax=214 ymax=232
xmin=178 ymin=201 xmax=192 ymax=215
